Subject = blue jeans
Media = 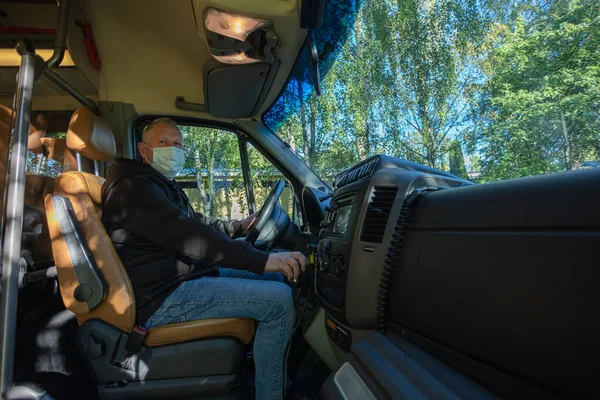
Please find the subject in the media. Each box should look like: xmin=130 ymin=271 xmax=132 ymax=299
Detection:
xmin=144 ymin=269 xmax=293 ymax=400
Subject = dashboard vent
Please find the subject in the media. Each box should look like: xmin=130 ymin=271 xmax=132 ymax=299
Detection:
xmin=336 ymin=157 xmax=379 ymax=188
xmin=360 ymin=186 xmax=398 ymax=243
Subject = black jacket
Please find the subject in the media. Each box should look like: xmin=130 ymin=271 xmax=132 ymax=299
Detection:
xmin=101 ymin=158 xmax=269 ymax=325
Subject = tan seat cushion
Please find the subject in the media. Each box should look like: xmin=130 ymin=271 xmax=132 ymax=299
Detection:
xmin=145 ymin=318 xmax=256 ymax=347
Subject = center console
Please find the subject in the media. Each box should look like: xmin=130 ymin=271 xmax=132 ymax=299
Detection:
xmin=314 ymin=155 xmax=470 ymax=339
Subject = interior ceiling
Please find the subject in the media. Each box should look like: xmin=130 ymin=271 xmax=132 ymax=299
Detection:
xmin=0 ymin=1 xmax=99 ymax=109
xmin=82 ymin=0 xmax=304 ymax=119
xmin=0 ymin=0 xmax=305 ymax=119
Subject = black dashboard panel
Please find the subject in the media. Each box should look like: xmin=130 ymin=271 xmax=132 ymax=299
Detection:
xmin=315 ymin=155 xmax=469 ymax=327
xmin=316 ymin=155 xmax=600 ymax=398
xmin=386 ymin=168 xmax=600 ymax=399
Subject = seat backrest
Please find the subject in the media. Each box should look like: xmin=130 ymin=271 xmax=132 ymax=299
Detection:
xmin=45 ymin=108 xmax=135 ymax=333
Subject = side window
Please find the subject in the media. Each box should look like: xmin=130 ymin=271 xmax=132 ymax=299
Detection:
xmin=25 ymin=110 xmax=74 ymax=177
xmin=26 ymin=133 xmax=67 ymax=178
xmin=177 ymin=125 xmax=248 ymax=220
xmin=247 ymin=142 xmax=300 ymax=224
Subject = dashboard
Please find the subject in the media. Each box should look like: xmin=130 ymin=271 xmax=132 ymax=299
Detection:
xmin=308 ymin=155 xmax=471 ymax=349
xmin=303 ymin=155 xmax=600 ymax=399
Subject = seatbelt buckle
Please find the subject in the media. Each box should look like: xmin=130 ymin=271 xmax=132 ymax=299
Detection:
xmin=125 ymin=325 xmax=148 ymax=354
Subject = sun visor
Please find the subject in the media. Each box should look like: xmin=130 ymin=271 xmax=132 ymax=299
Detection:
xmin=203 ymin=59 xmax=279 ymax=118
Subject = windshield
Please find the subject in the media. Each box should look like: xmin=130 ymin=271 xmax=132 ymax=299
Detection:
xmin=264 ymin=0 xmax=600 ymax=185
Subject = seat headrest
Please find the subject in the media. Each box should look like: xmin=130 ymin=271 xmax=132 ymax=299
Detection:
xmin=1 ymin=104 xmax=44 ymax=154
xmin=28 ymin=130 xmax=46 ymax=154
xmin=40 ymin=137 xmax=67 ymax=161
xmin=67 ymin=108 xmax=116 ymax=161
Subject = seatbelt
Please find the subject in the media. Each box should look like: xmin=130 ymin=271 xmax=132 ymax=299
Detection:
xmin=124 ymin=325 xmax=148 ymax=354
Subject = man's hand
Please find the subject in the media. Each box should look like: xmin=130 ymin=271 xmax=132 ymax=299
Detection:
xmin=241 ymin=211 xmax=260 ymax=233
xmin=265 ymin=252 xmax=307 ymax=281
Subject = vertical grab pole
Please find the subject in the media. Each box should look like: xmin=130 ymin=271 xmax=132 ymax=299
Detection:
xmin=0 ymin=40 xmax=36 ymax=394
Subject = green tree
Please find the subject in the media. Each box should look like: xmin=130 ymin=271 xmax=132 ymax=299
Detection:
xmin=449 ymin=140 xmax=468 ymax=178
xmin=373 ymin=0 xmax=487 ymax=167
xmin=477 ymin=0 xmax=600 ymax=180
xmin=180 ymin=126 xmax=240 ymax=216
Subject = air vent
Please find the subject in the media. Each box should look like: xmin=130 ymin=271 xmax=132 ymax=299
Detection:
xmin=360 ymin=186 xmax=398 ymax=243
xmin=336 ymin=157 xmax=379 ymax=188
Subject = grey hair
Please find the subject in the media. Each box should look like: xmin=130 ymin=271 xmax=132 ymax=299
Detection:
xmin=142 ymin=117 xmax=180 ymax=142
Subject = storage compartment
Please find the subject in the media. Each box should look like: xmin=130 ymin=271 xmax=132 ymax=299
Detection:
xmin=203 ymin=61 xmax=276 ymax=118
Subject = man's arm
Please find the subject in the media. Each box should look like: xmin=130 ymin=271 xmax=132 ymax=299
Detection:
xmin=104 ymin=175 xmax=268 ymax=273
xmin=194 ymin=212 xmax=243 ymax=238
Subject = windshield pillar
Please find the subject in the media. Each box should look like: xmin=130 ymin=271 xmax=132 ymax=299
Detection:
xmin=238 ymin=137 xmax=256 ymax=213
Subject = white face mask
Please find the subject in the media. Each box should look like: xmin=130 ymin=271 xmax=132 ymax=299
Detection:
xmin=143 ymin=144 xmax=185 ymax=179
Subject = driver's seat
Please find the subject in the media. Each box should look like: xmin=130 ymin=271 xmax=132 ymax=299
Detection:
xmin=45 ymin=108 xmax=255 ymax=400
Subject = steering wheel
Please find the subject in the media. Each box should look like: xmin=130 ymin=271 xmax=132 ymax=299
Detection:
xmin=245 ymin=179 xmax=286 ymax=245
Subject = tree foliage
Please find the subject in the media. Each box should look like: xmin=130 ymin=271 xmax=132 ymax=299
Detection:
xmin=264 ymin=0 xmax=599 ymax=184
xmin=475 ymin=0 xmax=600 ymax=180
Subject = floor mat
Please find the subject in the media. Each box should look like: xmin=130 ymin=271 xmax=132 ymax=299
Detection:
xmin=14 ymin=307 xmax=98 ymax=400
xmin=287 ymin=351 xmax=331 ymax=400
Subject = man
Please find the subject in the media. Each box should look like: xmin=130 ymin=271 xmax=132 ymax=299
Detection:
xmin=101 ymin=117 xmax=307 ymax=400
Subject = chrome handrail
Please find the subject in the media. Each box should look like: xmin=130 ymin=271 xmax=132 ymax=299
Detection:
xmin=46 ymin=0 xmax=72 ymax=69
xmin=0 ymin=39 xmax=36 ymax=394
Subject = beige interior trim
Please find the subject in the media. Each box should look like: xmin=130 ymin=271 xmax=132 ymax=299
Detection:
xmin=0 ymin=95 xmax=99 ymax=111
xmin=78 ymin=0 xmax=304 ymax=117
xmin=304 ymin=308 xmax=340 ymax=371
xmin=0 ymin=49 xmax=75 ymax=67
xmin=0 ymin=0 xmax=305 ymax=118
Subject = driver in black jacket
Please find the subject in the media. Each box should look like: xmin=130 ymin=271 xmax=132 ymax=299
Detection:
xmin=102 ymin=117 xmax=306 ymax=400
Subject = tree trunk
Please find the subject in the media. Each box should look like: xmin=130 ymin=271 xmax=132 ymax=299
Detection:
xmin=225 ymin=180 xmax=232 ymax=219
xmin=207 ymin=157 xmax=215 ymax=216
xmin=309 ymin=99 xmax=317 ymax=165
xmin=298 ymin=80 xmax=311 ymax=167
xmin=194 ymin=147 xmax=210 ymax=215
xmin=354 ymin=4 xmax=371 ymax=160
xmin=422 ymin=118 xmax=436 ymax=167
xmin=282 ymin=94 xmax=297 ymax=152
xmin=560 ymin=111 xmax=572 ymax=170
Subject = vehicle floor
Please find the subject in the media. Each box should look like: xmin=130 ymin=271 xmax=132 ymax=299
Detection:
xmin=285 ymin=329 xmax=331 ymax=400
xmin=14 ymin=282 xmax=98 ymax=400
